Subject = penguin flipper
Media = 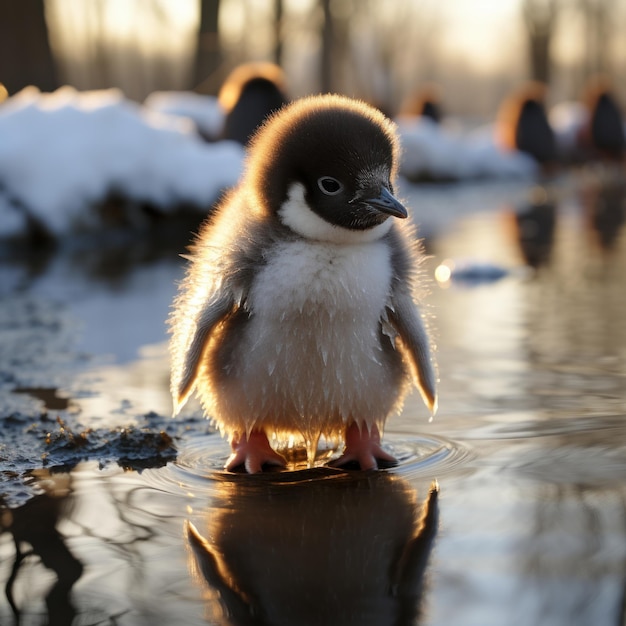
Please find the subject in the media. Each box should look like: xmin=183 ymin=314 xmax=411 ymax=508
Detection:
xmin=387 ymin=290 xmax=438 ymax=414
xmin=170 ymin=291 xmax=235 ymax=415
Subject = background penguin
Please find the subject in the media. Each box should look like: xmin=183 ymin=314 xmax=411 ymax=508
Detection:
xmin=169 ymin=94 xmax=437 ymax=473
xmin=497 ymin=82 xmax=556 ymax=169
xmin=218 ymin=62 xmax=289 ymax=146
xmin=580 ymin=78 xmax=625 ymax=162
xmin=398 ymin=83 xmax=444 ymax=124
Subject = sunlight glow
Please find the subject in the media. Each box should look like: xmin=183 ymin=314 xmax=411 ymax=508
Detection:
xmin=220 ymin=0 xmax=526 ymax=78
xmin=44 ymin=0 xmax=200 ymax=99
xmin=437 ymin=0 xmax=523 ymax=73
xmin=435 ymin=260 xmax=454 ymax=286
xmin=46 ymin=0 xmax=199 ymax=54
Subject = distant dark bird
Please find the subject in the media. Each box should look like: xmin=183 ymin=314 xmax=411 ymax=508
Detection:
xmin=218 ymin=62 xmax=288 ymax=146
xmin=169 ymin=94 xmax=437 ymax=473
xmin=497 ymin=82 xmax=556 ymax=167
xmin=580 ymin=78 xmax=625 ymax=161
xmin=398 ymin=84 xmax=443 ymax=124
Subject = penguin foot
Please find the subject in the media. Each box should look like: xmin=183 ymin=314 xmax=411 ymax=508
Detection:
xmin=330 ymin=422 xmax=397 ymax=471
xmin=226 ymin=430 xmax=287 ymax=473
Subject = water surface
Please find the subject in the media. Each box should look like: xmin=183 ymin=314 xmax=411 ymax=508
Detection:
xmin=1 ymin=175 xmax=625 ymax=625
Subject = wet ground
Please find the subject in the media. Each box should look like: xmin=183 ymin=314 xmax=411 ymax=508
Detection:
xmin=1 ymin=173 xmax=625 ymax=625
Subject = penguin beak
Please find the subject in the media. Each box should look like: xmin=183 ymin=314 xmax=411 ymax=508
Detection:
xmin=364 ymin=187 xmax=408 ymax=219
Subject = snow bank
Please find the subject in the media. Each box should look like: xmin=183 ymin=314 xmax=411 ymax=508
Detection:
xmin=549 ymin=101 xmax=586 ymax=160
xmin=0 ymin=86 xmax=545 ymax=240
xmin=0 ymin=86 xmax=244 ymax=238
xmin=397 ymin=117 xmax=538 ymax=182
xmin=143 ymin=91 xmax=225 ymax=140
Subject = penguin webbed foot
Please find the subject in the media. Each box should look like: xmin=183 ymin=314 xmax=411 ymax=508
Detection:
xmin=330 ymin=422 xmax=398 ymax=471
xmin=226 ymin=430 xmax=287 ymax=473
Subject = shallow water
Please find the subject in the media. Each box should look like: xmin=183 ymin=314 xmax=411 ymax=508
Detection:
xmin=1 ymin=174 xmax=625 ymax=625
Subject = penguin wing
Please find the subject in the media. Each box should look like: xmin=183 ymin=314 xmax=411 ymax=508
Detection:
xmin=170 ymin=289 xmax=235 ymax=415
xmin=387 ymin=289 xmax=438 ymax=414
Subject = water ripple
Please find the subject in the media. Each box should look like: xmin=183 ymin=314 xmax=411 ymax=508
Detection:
xmin=385 ymin=432 xmax=475 ymax=481
xmin=141 ymin=431 xmax=473 ymax=497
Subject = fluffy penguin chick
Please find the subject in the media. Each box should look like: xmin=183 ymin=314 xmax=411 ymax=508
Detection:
xmin=169 ymin=94 xmax=437 ymax=473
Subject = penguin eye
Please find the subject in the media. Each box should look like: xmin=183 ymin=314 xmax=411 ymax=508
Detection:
xmin=317 ymin=176 xmax=344 ymax=196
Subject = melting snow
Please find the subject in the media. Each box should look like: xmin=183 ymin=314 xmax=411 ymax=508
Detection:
xmin=0 ymin=86 xmax=244 ymax=238
xmin=0 ymin=86 xmax=544 ymax=240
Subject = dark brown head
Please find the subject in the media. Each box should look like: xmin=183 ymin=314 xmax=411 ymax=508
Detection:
xmin=245 ymin=94 xmax=407 ymax=241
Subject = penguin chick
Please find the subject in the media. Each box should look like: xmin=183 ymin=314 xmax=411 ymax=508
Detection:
xmin=218 ymin=62 xmax=289 ymax=146
xmin=169 ymin=94 xmax=437 ymax=473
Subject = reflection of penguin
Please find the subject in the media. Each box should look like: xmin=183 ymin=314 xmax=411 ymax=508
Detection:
xmin=187 ymin=472 xmax=439 ymax=626
xmin=580 ymin=78 xmax=625 ymax=162
xmin=169 ymin=95 xmax=437 ymax=473
xmin=591 ymin=185 xmax=625 ymax=251
xmin=497 ymin=82 xmax=556 ymax=167
xmin=581 ymin=173 xmax=626 ymax=253
xmin=511 ymin=187 xmax=557 ymax=269
xmin=218 ymin=62 xmax=289 ymax=146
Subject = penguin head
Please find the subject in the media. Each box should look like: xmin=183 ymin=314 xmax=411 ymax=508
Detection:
xmin=246 ymin=94 xmax=407 ymax=243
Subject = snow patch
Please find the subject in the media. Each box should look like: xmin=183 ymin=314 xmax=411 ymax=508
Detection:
xmin=0 ymin=86 xmax=244 ymax=237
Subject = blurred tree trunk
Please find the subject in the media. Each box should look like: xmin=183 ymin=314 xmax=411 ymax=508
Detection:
xmin=194 ymin=0 xmax=222 ymax=94
xmin=522 ymin=0 xmax=558 ymax=85
xmin=319 ymin=0 xmax=352 ymax=94
xmin=320 ymin=0 xmax=333 ymax=93
xmin=579 ymin=0 xmax=611 ymax=77
xmin=273 ymin=0 xmax=284 ymax=66
xmin=0 ymin=0 xmax=58 ymax=94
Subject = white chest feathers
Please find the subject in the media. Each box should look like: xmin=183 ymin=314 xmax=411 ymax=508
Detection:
xmin=249 ymin=239 xmax=393 ymax=325
xmin=208 ymin=236 xmax=406 ymax=437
